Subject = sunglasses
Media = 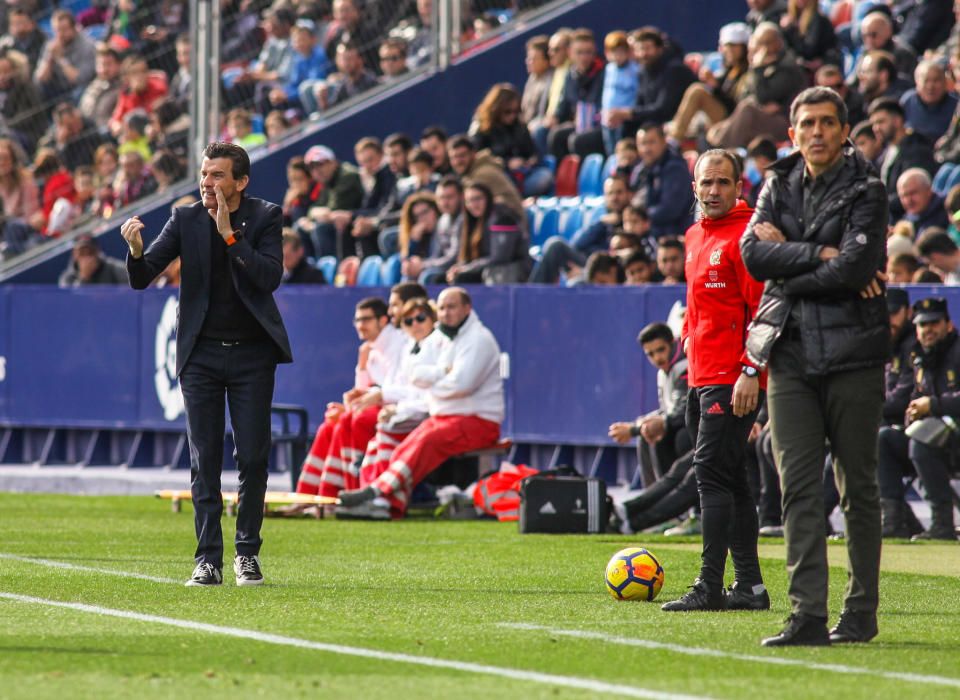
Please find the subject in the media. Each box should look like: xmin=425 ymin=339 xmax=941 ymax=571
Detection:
xmin=402 ymin=313 xmax=429 ymax=327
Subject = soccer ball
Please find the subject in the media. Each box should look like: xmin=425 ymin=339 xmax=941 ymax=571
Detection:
xmin=604 ymin=547 xmax=665 ymax=601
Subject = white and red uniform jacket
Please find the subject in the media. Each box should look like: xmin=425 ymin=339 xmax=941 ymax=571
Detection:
xmin=411 ymin=312 xmax=505 ymax=423
xmin=355 ymin=323 xmax=407 ymax=390
xmin=380 ymin=330 xmax=443 ymax=424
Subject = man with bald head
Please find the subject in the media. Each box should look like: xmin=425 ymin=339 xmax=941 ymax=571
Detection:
xmin=897 ymin=168 xmax=948 ymax=236
xmin=337 ymin=287 xmax=505 ymax=520
xmin=901 ymin=60 xmax=958 ymax=142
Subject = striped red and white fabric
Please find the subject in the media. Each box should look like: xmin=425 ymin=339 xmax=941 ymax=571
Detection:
xmin=316 ymin=405 xmax=380 ymax=498
xmin=294 ymin=420 xmax=336 ymax=495
xmin=359 ymin=428 xmax=411 ymax=487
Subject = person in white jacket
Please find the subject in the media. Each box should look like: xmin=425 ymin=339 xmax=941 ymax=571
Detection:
xmin=338 ymin=287 xmax=504 ymax=519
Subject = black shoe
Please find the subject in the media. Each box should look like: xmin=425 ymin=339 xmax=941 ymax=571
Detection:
xmin=761 ymin=613 xmax=830 ymax=647
xmin=234 ymin=555 xmax=264 ymax=586
xmin=726 ymin=581 xmax=771 ymax=611
xmin=185 ymin=562 xmax=223 ymax=587
xmin=338 ymin=486 xmax=378 ymax=508
xmin=661 ymin=578 xmax=725 ymax=612
xmin=829 ymin=609 xmax=878 ymax=643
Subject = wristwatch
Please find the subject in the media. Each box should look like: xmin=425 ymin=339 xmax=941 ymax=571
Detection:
xmin=741 ymin=365 xmax=759 ymax=378
xmin=225 ymin=229 xmax=242 ymax=246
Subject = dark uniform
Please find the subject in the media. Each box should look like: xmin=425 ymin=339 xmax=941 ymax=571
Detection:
xmin=877 ymin=297 xmax=960 ymax=542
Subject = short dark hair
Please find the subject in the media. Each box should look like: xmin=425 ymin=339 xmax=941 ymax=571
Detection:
xmin=408 ymin=148 xmax=434 ymax=167
xmin=448 ymin=134 xmax=474 ymax=151
xmin=390 ymin=281 xmax=428 ymax=302
xmin=851 ymin=120 xmax=877 ymax=140
xmin=868 ymin=96 xmax=904 ymax=119
xmin=917 ymin=228 xmax=958 ymax=257
xmin=623 ymin=203 xmax=649 ymax=220
xmin=889 ymin=252 xmax=919 ymax=274
xmin=694 ymin=148 xmax=742 ymax=182
xmin=437 ymin=174 xmax=463 ymax=192
xmin=636 ymin=122 xmax=665 ymax=139
xmin=638 ymin=322 xmax=674 ymax=346
xmin=357 ymin=297 xmax=389 ymax=318
xmin=420 ymin=125 xmax=448 ymax=142
xmin=355 ymin=136 xmax=383 ymax=154
xmin=623 ymin=249 xmax=652 ymax=267
xmin=746 ymin=136 xmax=778 ymax=163
xmin=790 ymin=86 xmax=848 ymax=126
xmin=864 ymin=50 xmax=897 ymax=84
xmin=526 ymin=34 xmax=549 ymax=59
xmin=384 ymin=132 xmax=413 ymax=151
xmin=202 ymin=141 xmax=250 ymax=180
xmin=585 ymin=251 xmax=622 ymax=282
xmin=633 ymin=26 xmax=663 ymax=47
xmin=657 ymin=237 xmax=684 ymax=254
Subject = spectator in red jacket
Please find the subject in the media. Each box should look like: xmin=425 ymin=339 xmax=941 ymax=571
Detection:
xmin=109 ymin=55 xmax=169 ymax=138
xmin=662 ymin=149 xmax=768 ymax=614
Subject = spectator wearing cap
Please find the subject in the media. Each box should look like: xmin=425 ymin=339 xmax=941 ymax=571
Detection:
xmin=316 ymin=41 xmax=378 ymax=111
xmin=265 ymin=18 xmax=330 ymax=116
xmin=778 ymin=0 xmax=839 ymax=69
xmin=877 ymin=296 xmax=960 ymax=541
xmin=869 ymin=97 xmax=937 ymax=217
xmin=900 ymin=60 xmax=958 ymax=143
xmin=38 ymin=103 xmax=108 ymax=172
xmin=224 ymin=5 xmax=295 ymax=109
xmin=109 ymin=55 xmax=169 ymax=138
xmin=282 ymin=229 xmax=327 ymax=284
xmin=226 ymin=108 xmax=267 ymax=152
xmin=34 ymin=9 xmax=97 ymax=102
xmin=897 ymin=168 xmax=948 ymax=237
xmin=301 ymin=144 xmax=363 ymax=258
xmin=57 ymin=233 xmax=128 ymax=286
xmin=378 ymin=38 xmax=409 ymax=84
xmin=667 ymin=22 xmax=750 ymax=143
xmin=883 ymin=288 xmax=918 ymax=428
xmin=917 ymin=227 xmax=960 ymax=284
xmin=79 ymin=44 xmax=123 ymax=132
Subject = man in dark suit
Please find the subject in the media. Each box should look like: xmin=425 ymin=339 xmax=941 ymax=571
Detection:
xmin=121 ymin=142 xmax=293 ymax=587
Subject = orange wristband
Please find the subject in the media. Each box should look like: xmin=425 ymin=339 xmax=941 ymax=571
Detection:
xmin=225 ymin=231 xmax=238 ymax=246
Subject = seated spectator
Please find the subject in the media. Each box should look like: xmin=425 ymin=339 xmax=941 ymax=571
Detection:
xmin=470 ymin=83 xmax=553 ymax=197
xmin=447 ymin=181 xmax=528 ymax=284
xmin=168 ymin=34 xmax=191 ymax=113
xmin=656 ymin=237 xmax=685 ymax=283
xmin=220 ymin=0 xmax=264 ymax=66
xmin=0 ymin=48 xmax=45 ymax=150
xmin=223 ymin=5 xmax=294 ymax=110
xmin=897 ymin=0 xmax=956 ymax=56
xmin=447 ymin=134 xmax=525 ymax=226
xmin=398 ymin=191 xmax=440 ymax=262
xmin=623 ymin=249 xmax=656 ymax=285
xmin=897 ymin=168 xmax=948 ymax=237
xmin=321 ymin=0 xmax=380 ymax=68
xmin=225 ymin=108 xmax=267 ymax=151
xmin=58 ymin=233 xmax=127 ymax=286
xmin=150 ymin=150 xmax=186 ymax=193
xmin=118 ymin=110 xmax=152 ymax=163
xmin=852 ymin=119 xmax=884 ymax=170
xmin=378 ymin=37 xmax=409 ymax=84
xmin=631 ymin=123 xmax=695 ymax=238
xmin=856 ymin=50 xmax=909 ymax=105
xmin=870 ymin=97 xmax=937 ymax=217
xmin=109 ymin=55 xmax=169 ymax=138
xmin=887 ymin=252 xmax=920 ymax=283
xmin=404 ymin=176 xmax=463 ymax=283
xmin=281 ymin=229 xmax=326 ymax=284
xmin=283 ymin=156 xmax=321 ymax=228
xmin=472 ymin=13 xmax=501 ymax=42
xmin=746 ymin=0 xmax=785 ymax=28
xmin=420 ymin=125 xmax=452 ymax=175
xmin=71 ymin=164 xmax=97 ymax=221
xmin=612 ymin=136 xmax=640 ymax=178
xmin=667 ymin=22 xmax=751 ymax=142
xmin=522 ymin=35 xmax=553 ymax=137
xmin=384 ymin=132 xmax=413 ymax=177
xmin=390 ymin=0 xmax=433 ymax=69
xmin=147 ymin=99 xmax=191 ymax=164
xmin=900 ymin=60 xmax=958 ymax=143
xmin=372 ymin=148 xmax=440 ymax=250
xmin=584 ymin=251 xmax=623 ymax=284
xmin=916 ymin=227 xmax=960 ymax=283
xmin=546 ymin=27 xmax=604 ymax=160
xmin=778 ymin=0 xmax=839 ymax=69
xmin=39 ymin=103 xmax=108 ymax=172
xmin=300 ymin=144 xmax=363 ymax=258
xmin=609 ymin=322 xmax=695 ymax=533
xmin=0 ymin=137 xmax=39 ymax=226
xmin=707 ymin=22 xmax=806 ymax=147
xmin=33 ymin=9 xmax=97 ymax=102
xmin=743 ymin=135 xmax=778 ymax=207
xmin=79 ymin=44 xmax=123 ymax=133
xmin=264 ymin=109 xmax=294 ymax=140
xmin=529 ymin=28 xmax=572 ymax=155
xmin=854 ymin=10 xmax=917 ymax=85
xmin=530 ymin=174 xmax=632 ymax=284
xmin=33 ymin=149 xmax=75 ymax=236
xmin=598 ymin=31 xmax=638 ymax=155
xmin=878 ymin=297 xmax=960 ymax=541
xmin=815 ymin=63 xmax=864 ymax=128
xmin=269 ymin=18 xmax=329 ymax=116
xmin=112 ymin=148 xmax=157 ymax=210
xmin=946 ymin=184 xmax=960 ymax=246
xmin=317 ymin=41 xmax=377 ymax=111
xmin=332 ymin=137 xmax=397 ymax=258
xmin=0 ymin=7 xmax=47 ymax=72
xmin=92 ymin=143 xmax=119 ymax=218
xmin=337 ymin=288 xmax=504 ymax=520
xmin=0 ymin=198 xmax=40 ymax=259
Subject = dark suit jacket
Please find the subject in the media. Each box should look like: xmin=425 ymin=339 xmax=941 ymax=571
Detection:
xmin=127 ymin=196 xmax=293 ymax=376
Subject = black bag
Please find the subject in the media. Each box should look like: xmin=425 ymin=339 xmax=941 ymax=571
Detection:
xmin=518 ymin=469 xmax=608 ymax=534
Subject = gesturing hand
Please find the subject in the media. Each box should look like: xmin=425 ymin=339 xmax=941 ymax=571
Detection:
xmin=120 ymin=216 xmax=145 ymax=257
xmin=210 ymin=185 xmax=232 ymax=239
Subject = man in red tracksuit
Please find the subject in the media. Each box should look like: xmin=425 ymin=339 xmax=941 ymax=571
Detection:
xmin=661 ymin=149 xmax=769 ymax=613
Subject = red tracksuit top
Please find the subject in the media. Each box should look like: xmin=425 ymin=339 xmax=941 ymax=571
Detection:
xmin=681 ymin=200 xmax=766 ymax=389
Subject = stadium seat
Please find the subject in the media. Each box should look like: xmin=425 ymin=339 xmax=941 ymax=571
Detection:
xmin=542 ymin=154 xmax=557 ymax=173
xmin=577 ymin=153 xmax=605 ymax=197
xmin=526 ymin=205 xmax=537 ymax=235
xmin=829 ymin=0 xmax=852 ymax=28
xmin=682 ymin=150 xmax=698 ymax=176
xmin=944 ymin=167 xmax=960 ymax=197
xmin=560 ymin=207 xmax=583 ymax=240
xmin=357 ymin=255 xmax=383 ymax=286
xmin=585 ymin=206 xmax=607 ymax=227
xmin=336 ymin=256 xmax=360 ymax=286
xmin=934 ymin=164 xmax=957 ymax=196
xmin=251 ymin=113 xmax=265 ymax=134
xmin=84 ymin=24 xmax=108 ymax=41
xmin=531 ymin=207 xmax=559 ymax=248
xmin=602 ymin=153 xmax=618 ymax=180
xmin=554 ymin=155 xmax=581 ymax=197
xmin=380 ymin=253 xmax=402 ymax=286
xmin=315 ymin=255 xmax=337 ymax=284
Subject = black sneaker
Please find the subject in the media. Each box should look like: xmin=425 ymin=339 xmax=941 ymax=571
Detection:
xmin=726 ymin=581 xmax=771 ymax=611
xmin=337 ymin=486 xmax=378 ymax=508
xmin=661 ymin=578 xmax=725 ymax=612
xmin=234 ymin=555 xmax=264 ymax=586
xmin=761 ymin=613 xmax=830 ymax=647
xmin=185 ymin=562 xmax=223 ymax=587
xmin=829 ymin=609 xmax=878 ymax=643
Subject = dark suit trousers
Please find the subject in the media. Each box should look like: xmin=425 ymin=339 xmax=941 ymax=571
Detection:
xmin=767 ymin=338 xmax=883 ymax=618
xmin=180 ymin=337 xmax=277 ymax=567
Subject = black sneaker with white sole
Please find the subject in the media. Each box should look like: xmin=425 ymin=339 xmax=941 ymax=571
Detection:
xmin=234 ymin=555 xmax=264 ymax=586
xmin=185 ymin=562 xmax=223 ymax=587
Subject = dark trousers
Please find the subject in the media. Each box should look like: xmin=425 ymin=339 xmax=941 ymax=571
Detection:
xmin=624 ymin=449 xmax=699 ymax=531
xmin=180 ymin=337 xmax=277 ymax=567
xmin=686 ymin=384 xmax=763 ymax=589
xmin=767 ymin=338 xmax=883 ymax=618
xmin=877 ymin=425 xmax=954 ymax=506
xmin=755 ymin=425 xmax=783 ymax=527
xmin=529 ymin=237 xmax=586 ymax=284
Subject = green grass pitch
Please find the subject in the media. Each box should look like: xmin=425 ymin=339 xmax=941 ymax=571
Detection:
xmin=0 ymin=493 xmax=958 ymax=699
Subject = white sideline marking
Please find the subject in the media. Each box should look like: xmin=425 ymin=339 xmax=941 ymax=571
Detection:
xmin=0 ymin=592 xmax=707 ymax=700
xmin=0 ymin=553 xmax=179 ymax=584
xmin=501 ymin=623 xmax=960 ymax=690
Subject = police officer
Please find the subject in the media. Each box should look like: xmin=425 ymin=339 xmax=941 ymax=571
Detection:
xmin=877 ymin=297 xmax=960 ymax=542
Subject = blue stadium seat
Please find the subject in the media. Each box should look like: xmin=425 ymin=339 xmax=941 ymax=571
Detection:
xmin=602 ymin=153 xmax=618 ymax=180
xmin=251 ymin=113 xmax=265 ymax=134
xmin=585 ymin=206 xmax=607 ymax=227
xmin=526 ymin=205 xmax=537 ymax=235
xmin=315 ymin=255 xmax=337 ymax=284
xmin=944 ymin=167 xmax=960 ymax=197
xmin=84 ymin=24 xmax=108 ymax=41
xmin=356 ymin=255 xmax=383 ymax=286
xmin=560 ymin=207 xmax=583 ymax=240
xmin=532 ymin=207 xmax=559 ymax=248
xmin=380 ymin=253 xmax=402 ymax=286
xmin=777 ymin=146 xmax=795 ymax=159
xmin=542 ymin=155 xmax=557 ymax=173
xmin=933 ymin=163 xmax=957 ymax=196
xmin=578 ymin=153 xmax=605 ymax=197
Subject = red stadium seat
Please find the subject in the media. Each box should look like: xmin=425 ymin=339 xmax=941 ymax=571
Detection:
xmin=830 ymin=0 xmax=852 ymax=28
xmin=683 ymin=150 xmax=699 ymax=176
xmin=684 ymin=52 xmax=703 ymax=76
xmin=554 ymin=155 xmax=581 ymax=197
xmin=336 ymin=256 xmax=360 ymax=286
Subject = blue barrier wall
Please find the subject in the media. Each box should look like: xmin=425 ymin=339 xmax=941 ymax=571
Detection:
xmin=6 ymin=0 xmax=742 ymax=284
